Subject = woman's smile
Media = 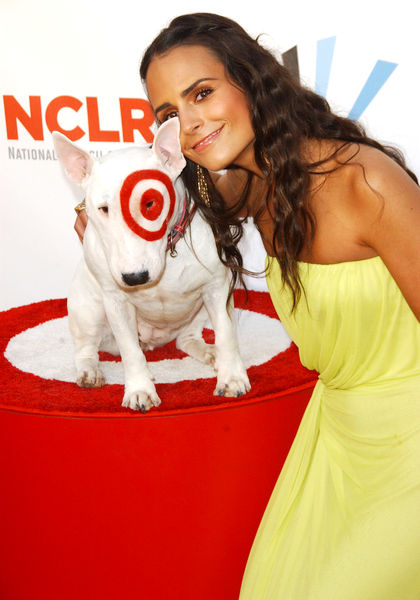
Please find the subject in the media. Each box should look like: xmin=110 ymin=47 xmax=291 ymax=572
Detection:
xmin=145 ymin=45 xmax=259 ymax=174
xmin=192 ymin=126 xmax=224 ymax=152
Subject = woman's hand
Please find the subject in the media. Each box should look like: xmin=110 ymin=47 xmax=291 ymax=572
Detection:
xmin=74 ymin=202 xmax=88 ymax=243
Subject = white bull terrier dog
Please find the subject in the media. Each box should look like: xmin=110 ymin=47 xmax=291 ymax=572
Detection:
xmin=53 ymin=117 xmax=250 ymax=412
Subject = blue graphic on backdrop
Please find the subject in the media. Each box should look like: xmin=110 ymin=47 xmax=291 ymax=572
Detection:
xmin=315 ymin=37 xmax=336 ymax=98
xmin=283 ymin=37 xmax=398 ymax=121
xmin=347 ymin=60 xmax=398 ymax=120
xmin=315 ymin=36 xmax=398 ymax=120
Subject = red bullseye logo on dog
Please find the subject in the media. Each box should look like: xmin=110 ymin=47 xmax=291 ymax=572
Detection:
xmin=140 ymin=189 xmax=164 ymax=221
xmin=120 ymin=169 xmax=175 ymax=241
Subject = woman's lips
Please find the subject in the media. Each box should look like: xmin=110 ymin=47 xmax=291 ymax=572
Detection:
xmin=193 ymin=126 xmax=223 ymax=152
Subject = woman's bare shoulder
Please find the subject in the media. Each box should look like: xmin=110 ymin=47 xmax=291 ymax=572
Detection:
xmin=344 ymin=143 xmax=420 ymax=320
xmin=335 ymin=143 xmax=419 ymax=214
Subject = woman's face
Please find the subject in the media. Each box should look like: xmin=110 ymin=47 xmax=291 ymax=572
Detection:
xmin=145 ymin=45 xmax=258 ymax=174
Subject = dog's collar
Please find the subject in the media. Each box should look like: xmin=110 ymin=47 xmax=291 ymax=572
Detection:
xmin=167 ymin=194 xmax=197 ymax=257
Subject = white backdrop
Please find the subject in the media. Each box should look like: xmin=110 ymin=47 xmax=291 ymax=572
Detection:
xmin=1 ymin=0 xmax=419 ymax=311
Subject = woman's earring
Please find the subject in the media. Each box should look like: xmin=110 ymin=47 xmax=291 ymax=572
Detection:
xmin=196 ymin=164 xmax=211 ymax=207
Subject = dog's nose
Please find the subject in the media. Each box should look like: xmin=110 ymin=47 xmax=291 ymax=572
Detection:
xmin=121 ymin=270 xmax=150 ymax=286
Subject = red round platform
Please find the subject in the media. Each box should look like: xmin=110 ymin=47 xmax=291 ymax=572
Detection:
xmin=0 ymin=291 xmax=316 ymax=600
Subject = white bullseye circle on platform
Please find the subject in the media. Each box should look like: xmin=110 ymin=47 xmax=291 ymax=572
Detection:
xmin=5 ymin=309 xmax=291 ymax=385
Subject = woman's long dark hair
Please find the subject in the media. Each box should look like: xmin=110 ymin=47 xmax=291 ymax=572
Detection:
xmin=140 ymin=12 xmax=418 ymax=309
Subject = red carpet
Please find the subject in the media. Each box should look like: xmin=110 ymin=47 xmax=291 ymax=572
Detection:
xmin=0 ymin=289 xmax=317 ymax=416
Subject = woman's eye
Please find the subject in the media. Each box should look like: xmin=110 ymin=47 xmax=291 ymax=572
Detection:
xmin=196 ymin=88 xmax=212 ymax=101
xmin=163 ymin=111 xmax=178 ymax=122
xmin=99 ymin=206 xmax=109 ymax=214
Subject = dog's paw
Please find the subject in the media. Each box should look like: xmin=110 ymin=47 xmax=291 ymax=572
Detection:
xmin=214 ymin=368 xmax=251 ymax=398
xmin=177 ymin=338 xmax=217 ymax=367
xmin=122 ymin=387 xmax=162 ymax=413
xmin=77 ymin=368 xmax=105 ymax=388
xmin=203 ymin=345 xmax=217 ymax=367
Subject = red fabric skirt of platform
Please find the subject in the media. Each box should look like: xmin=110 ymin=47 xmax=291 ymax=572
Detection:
xmin=0 ymin=290 xmax=317 ymax=600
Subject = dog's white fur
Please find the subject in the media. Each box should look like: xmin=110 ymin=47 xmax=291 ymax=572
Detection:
xmin=53 ymin=118 xmax=250 ymax=412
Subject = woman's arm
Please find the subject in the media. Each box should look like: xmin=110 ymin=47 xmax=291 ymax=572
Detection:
xmin=354 ymin=147 xmax=420 ymax=320
xmin=74 ymin=209 xmax=88 ymax=243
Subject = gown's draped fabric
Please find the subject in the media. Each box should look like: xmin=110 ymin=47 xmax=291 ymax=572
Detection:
xmin=240 ymin=256 xmax=420 ymax=600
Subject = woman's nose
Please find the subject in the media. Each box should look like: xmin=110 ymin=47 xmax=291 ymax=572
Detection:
xmin=179 ymin=106 xmax=203 ymax=134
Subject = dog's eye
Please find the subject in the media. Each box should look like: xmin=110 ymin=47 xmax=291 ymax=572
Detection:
xmin=140 ymin=189 xmax=164 ymax=220
xmin=99 ymin=206 xmax=109 ymax=214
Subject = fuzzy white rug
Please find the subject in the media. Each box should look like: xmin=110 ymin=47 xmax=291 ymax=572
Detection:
xmin=5 ymin=308 xmax=291 ymax=385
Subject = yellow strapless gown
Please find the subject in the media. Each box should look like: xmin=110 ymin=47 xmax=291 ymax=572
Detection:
xmin=240 ymin=256 xmax=420 ymax=599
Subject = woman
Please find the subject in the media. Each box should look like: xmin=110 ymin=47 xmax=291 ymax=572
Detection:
xmin=76 ymin=13 xmax=420 ymax=598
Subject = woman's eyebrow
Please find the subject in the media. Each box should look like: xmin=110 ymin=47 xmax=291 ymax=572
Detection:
xmin=154 ymin=77 xmax=218 ymax=116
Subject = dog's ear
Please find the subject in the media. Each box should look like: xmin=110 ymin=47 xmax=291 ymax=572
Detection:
xmin=52 ymin=132 xmax=94 ymax=186
xmin=152 ymin=118 xmax=186 ymax=178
